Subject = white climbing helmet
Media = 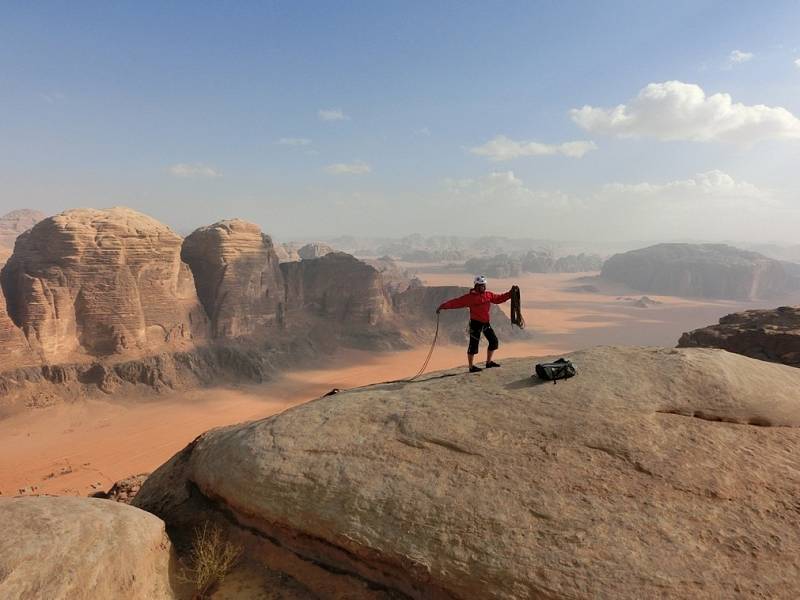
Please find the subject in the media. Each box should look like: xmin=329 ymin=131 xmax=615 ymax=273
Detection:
xmin=474 ymin=275 xmax=487 ymax=286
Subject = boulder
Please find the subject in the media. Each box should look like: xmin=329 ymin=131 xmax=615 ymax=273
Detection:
xmin=0 ymin=209 xmax=45 ymax=250
xmin=601 ymin=243 xmax=789 ymax=300
xmin=135 ymin=345 xmax=800 ymax=599
xmin=181 ymin=219 xmax=285 ymax=338
xmin=0 ymin=207 xmax=207 ymax=363
xmin=0 ymin=496 xmax=177 ymax=599
xmin=678 ymin=305 xmax=800 ymax=366
xmin=298 ymin=242 xmax=335 ymax=260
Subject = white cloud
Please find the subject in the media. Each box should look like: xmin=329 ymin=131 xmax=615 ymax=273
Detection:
xmin=167 ymin=163 xmax=222 ymax=178
xmin=794 ymin=58 xmax=800 ymax=68
xmin=603 ymin=170 xmax=768 ymax=202
xmin=438 ymin=169 xmax=797 ymax=242
xmin=443 ymin=171 xmax=573 ymax=210
xmin=570 ymin=81 xmax=800 ymax=143
xmin=277 ymin=137 xmax=311 ymax=146
xmin=470 ymin=135 xmax=597 ymax=160
xmin=318 ymin=108 xmax=350 ymax=121
xmin=324 ymin=161 xmax=371 ymax=175
xmin=415 ymin=127 xmax=431 ymax=136
xmin=728 ymin=49 xmax=754 ymax=65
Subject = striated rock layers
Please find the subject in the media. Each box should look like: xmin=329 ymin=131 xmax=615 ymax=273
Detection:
xmin=0 ymin=283 xmax=31 ymax=367
xmin=181 ymin=219 xmax=284 ymax=338
xmin=0 ymin=208 xmax=207 ymax=363
xmin=601 ymin=243 xmax=789 ymax=300
xmin=678 ymin=305 xmax=800 ymax=367
xmin=134 ymin=345 xmax=800 ymax=599
xmin=0 ymin=496 xmax=177 ymax=599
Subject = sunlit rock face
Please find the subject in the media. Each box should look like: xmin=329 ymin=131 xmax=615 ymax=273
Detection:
xmin=135 ymin=345 xmax=800 ymax=600
xmin=601 ymin=243 xmax=790 ymax=300
xmin=0 ymin=207 xmax=207 ymax=363
xmin=182 ymin=219 xmax=285 ymax=338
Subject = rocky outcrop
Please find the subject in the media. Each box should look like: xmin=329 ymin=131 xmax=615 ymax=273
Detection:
xmin=0 ymin=208 xmax=207 ymax=363
xmin=0 ymin=496 xmax=177 ymax=599
xmin=92 ymin=473 xmax=150 ymax=504
xmin=274 ymin=242 xmax=301 ymax=263
xmin=280 ymin=252 xmax=392 ymax=326
xmin=0 ymin=209 xmax=45 ymax=251
xmin=181 ymin=219 xmax=284 ymax=338
xmin=134 ymin=346 xmax=800 ymax=599
xmin=297 ymin=242 xmax=334 ymax=260
xmin=678 ymin=305 xmax=800 ymax=367
xmin=601 ymin=243 xmax=789 ymax=300
xmin=363 ymin=256 xmax=416 ymax=294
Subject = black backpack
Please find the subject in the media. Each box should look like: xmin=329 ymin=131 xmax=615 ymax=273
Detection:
xmin=535 ymin=358 xmax=576 ymax=384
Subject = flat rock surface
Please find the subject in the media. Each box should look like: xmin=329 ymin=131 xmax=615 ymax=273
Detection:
xmin=0 ymin=496 xmax=177 ymax=599
xmin=135 ymin=345 xmax=800 ymax=599
xmin=679 ymin=305 xmax=800 ymax=367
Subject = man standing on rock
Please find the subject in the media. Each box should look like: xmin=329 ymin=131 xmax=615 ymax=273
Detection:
xmin=437 ymin=275 xmax=513 ymax=373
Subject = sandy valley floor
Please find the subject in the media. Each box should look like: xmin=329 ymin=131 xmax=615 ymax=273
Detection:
xmin=2 ymin=271 xmax=798 ymax=497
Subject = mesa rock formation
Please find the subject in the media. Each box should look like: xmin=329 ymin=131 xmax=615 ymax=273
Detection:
xmin=601 ymin=243 xmax=789 ymax=300
xmin=678 ymin=305 xmax=800 ymax=367
xmin=181 ymin=219 xmax=284 ymax=338
xmin=135 ymin=345 xmax=800 ymax=599
xmin=0 ymin=496 xmax=177 ymax=599
xmin=0 ymin=207 xmax=206 ymax=364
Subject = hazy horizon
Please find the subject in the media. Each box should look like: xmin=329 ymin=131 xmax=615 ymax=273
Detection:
xmin=3 ymin=2 xmax=800 ymax=243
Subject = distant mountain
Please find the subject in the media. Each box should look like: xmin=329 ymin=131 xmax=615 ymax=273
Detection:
xmin=601 ymin=243 xmax=790 ymax=300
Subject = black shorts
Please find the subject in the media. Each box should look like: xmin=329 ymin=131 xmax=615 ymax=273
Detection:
xmin=468 ymin=319 xmax=498 ymax=355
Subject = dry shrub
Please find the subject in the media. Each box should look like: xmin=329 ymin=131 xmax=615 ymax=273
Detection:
xmin=180 ymin=522 xmax=243 ymax=598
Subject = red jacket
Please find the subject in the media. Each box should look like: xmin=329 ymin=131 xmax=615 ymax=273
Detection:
xmin=438 ymin=289 xmax=511 ymax=323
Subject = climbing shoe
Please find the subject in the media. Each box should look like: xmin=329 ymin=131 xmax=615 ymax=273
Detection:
xmin=469 ymin=365 xmax=482 ymax=373
xmin=486 ymin=361 xmax=501 ymax=368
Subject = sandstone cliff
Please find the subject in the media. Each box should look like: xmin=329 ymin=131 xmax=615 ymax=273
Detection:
xmin=181 ymin=219 xmax=284 ymax=338
xmin=281 ymin=252 xmax=392 ymax=326
xmin=678 ymin=305 xmax=800 ymax=367
xmin=134 ymin=346 xmax=800 ymax=599
xmin=601 ymin=243 xmax=789 ymax=300
xmin=0 ymin=208 xmax=207 ymax=363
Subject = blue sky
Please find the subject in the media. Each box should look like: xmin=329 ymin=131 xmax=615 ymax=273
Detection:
xmin=2 ymin=1 xmax=800 ymax=241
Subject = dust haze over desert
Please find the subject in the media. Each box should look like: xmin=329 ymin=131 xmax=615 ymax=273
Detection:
xmin=2 ymin=3 xmax=800 ymax=600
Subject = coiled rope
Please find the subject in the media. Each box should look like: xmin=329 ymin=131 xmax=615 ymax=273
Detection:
xmin=510 ymin=285 xmax=525 ymax=329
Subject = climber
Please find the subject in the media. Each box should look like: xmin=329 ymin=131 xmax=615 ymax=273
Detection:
xmin=437 ymin=275 xmax=514 ymax=373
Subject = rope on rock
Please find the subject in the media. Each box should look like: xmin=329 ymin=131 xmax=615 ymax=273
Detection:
xmin=510 ymin=285 xmax=525 ymax=329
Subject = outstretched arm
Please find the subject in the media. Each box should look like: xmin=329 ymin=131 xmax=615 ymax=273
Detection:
xmin=437 ymin=292 xmax=474 ymax=312
xmin=490 ymin=289 xmax=513 ymax=304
